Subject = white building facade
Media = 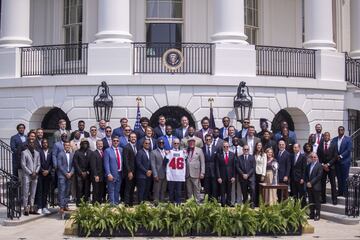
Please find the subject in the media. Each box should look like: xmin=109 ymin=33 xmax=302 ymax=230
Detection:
xmin=0 ymin=0 xmax=359 ymax=150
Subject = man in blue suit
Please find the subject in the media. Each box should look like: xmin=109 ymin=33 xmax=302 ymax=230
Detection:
xmin=57 ymin=141 xmax=74 ymax=214
xmin=159 ymin=125 xmax=175 ymax=150
xmin=175 ymin=116 xmax=189 ymax=140
xmin=10 ymin=123 xmax=27 ymax=176
xmin=277 ymin=139 xmax=291 ymax=201
xmin=112 ymin=118 xmax=130 ymax=138
xmin=136 ymin=139 xmax=153 ymax=202
xmin=331 ymin=126 xmax=352 ymax=196
xmin=104 ymin=136 xmax=123 ymax=205
xmin=52 ymin=133 xmax=68 ymax=169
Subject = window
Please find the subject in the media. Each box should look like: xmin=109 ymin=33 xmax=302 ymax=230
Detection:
xmin=146 ymin=0 xmax=183 ymax=56
xmin=244 ymin=0 xmax=259 ymax=45
xmin=63 ymin=0 xmax=83 ymax=60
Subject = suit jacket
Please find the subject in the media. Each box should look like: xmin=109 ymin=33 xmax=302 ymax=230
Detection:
xmin=236 ymin=154 xmax=256 ymax=182
xmin=262 ymin=139 xmax=277 ymax=153
xmin=203 ymin=145 xmax=217 ymax=178
xmin=137 ymin=137 xmax=157 ymax=151
xmin=73 ymin=149 xmax=92 ymax=175
xmin=237 ymin=128 xmax=248 ymax=139
xmin=52 ymin=141 xmax=64 ymax=169
xmin=181 ymin=136 xmax=203 ymax=149
xmin=10 ymin=134 xmax=26 ymax=171
xmin=70 ymin=130 xmax=90 ymax=140
xmin=135 ymin=148 xmax=152 ymax=179
xmin=112 ymin=127 xmax=126 ymax=138
xmin=123 ymin=143 xmax=137 ymax=175
xmin=134 ymin=127 xmax=146 ymax=141
xmin=53 ymin=129 xmax=71 ymax=143
xmin=175 ymin=127 xmax=188 ymax=140
xmin=195 ymin=129 xmax=213 ymax=142
xmin=215 ymin=151 xmax=236 ymax=180
xmin=219 ymin=127 xmax=238 ymax=140
xmin=159 ymin=135 xmax=175 ymax=150
xmin=305 ymin=161 xmax=323 ymax=192
xmin=212 ymin=138 xmax=224 ymax=151
xmin=277 ymin=150 xmax=291 ymax=182
xmin=154 ymin=125 xmax=166 ymax=139
xmin=240 ymin=136 xmax=261 ymax=149
xmin=317 ymin=141 xmax=337 ymax=168
xmin=104 ymin=146 xmax=124 ymax=180
xmin=39 ymin=149 xmax=52 ymax=173
xmin=57 ymin=151 xmax=74 ymax=178
xmin=90 ymin=150 xmax=104 ymax=181
xmin=150 ymin=148 xmax=166 ymax=179
xmin=102 ymin=137 xmax=113 ymax=150
xmin=308 ymin=133 xmax=324 ymax=145
xmin=331 ymin=136 xmax=352 ymax=165
xmin=274 ymin=130 xmax=297 ymax=143
xmin=290 ymin=153 xmax=307 ymax=182
xmin=21 ymin=149 xmax=41 ymax=175
xmin=119 ymin=136 xmax=129 ymax=148
xmin=186 ymin=147 xmax=205 ymax=178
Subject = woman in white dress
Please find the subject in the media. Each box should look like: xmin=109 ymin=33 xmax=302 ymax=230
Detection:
xmin=254 ymin=142 xmax=266 ymax=207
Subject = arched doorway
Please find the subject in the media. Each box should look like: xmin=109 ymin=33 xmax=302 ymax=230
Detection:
xmin=150 ymin=106 xmax=195 ymax=130
xmin=41 ymin=107 xmax=71 ymax=145
xmin=271 ymin=109 xmax=295 ymax=133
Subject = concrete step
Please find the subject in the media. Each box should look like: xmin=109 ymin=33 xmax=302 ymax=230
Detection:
xmin=326 ymin=195 xmax=346 ymax=205
xmin=321 ymin=211 xmax=360 ymax=225
xmin=2 ymin=208 xmax=58 ymax=226
xmin=350 ymin=167 xmax=360 ymax=174
xmin=322 ymin=203 xmax=345 ymax=215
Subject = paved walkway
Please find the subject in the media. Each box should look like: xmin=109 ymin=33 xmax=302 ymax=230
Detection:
xmin=0 ymin=211 xmax=359 ymax=240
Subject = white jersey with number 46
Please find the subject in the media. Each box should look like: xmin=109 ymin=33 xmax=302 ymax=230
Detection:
xmin=166 ymin=150 xmax=187 ymax=182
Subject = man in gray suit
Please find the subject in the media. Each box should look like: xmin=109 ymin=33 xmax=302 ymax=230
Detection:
xmin=21 ymin=140 xmax=40 ymax=215
xmin=240 ymin=126 xmax=260 ymax=155
xmin=150 ymin=138 xmax=167 ymax=203
xmin=185 ymin=138 xmax=205 ymax=202
xmin=57 ymin=141 xmax=74 ymax=214
xmin=53 ymin=119 xmax=70 ymax=144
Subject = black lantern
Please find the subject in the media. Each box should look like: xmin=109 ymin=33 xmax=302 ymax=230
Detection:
xmin=93 ymin=81 xmax=113 ymax=122
xmin=233 ymin=81 xmax=253 ymax=123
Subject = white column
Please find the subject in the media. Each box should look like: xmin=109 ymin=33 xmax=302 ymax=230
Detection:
xmin=211 ymin=0 xmax=248 ymax=44
xmin=350 ymin=0 xmax=360 ymax=59
xmin=95 ymin=0 xmax=132 ymax=43
xmin=0 ymin=0 xmax=32 ymax=47
xmin=303 ymin=0 xmax=335 ymax=50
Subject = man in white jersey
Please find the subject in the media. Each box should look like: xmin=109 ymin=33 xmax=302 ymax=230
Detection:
xmin=165 ymin=138 xmax=186 ymax=204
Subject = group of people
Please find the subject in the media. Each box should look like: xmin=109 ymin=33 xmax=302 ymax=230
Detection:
xmin=10 ymin=115 xmax=352 ymax=221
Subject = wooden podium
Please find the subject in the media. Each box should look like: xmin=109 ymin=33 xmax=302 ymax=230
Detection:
xmin=259 ymin=183 xmax=289 ymax=202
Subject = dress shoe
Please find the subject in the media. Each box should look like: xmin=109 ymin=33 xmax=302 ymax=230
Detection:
xmin=24 ymin=207 xmax=29 ymax=216
xmin=308 ymin=214 xmax=314 ymax=220
xmin=314 ymin=216 xmax=320 ymax=221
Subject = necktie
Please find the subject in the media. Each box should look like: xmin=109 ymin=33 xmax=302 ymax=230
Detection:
xmin=294 ymin=154 xmax=298 ymax=165
xmin=225 ymin=152 xmax=229 ymax=165
xmin=207 ymin=146 xmax=211 ymax=157
xmin=115 ymin=148 xmax=121 ymax=170
xmin=235 ymin=147 xmax=238 ymax=157
xmin=317 ymin=135 xmax=320 ymax=144
xmin=325 ymin=142 xmax=328 ymax=151
xmin=133 ymin=144 xmax=137 ymax=154
xmin=99 ymin=150 xmax=103 ymax=158
xmin=244 ymin=155 xmax=247 ymax=161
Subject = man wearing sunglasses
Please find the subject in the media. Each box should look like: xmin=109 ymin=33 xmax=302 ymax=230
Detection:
xmin=102 ymin=126 xmax=113 ymax=150
xmin=150 ymin=138 xmax=167 ymax=204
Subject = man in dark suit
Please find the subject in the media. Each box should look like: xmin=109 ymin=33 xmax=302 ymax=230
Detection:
xmin=212 ymin=128 xmax=224 ymax=151
xmin=317 ymin=132 xmax=337 ymax=205
xmin=236 ymin=145 xmax=256 ymax=207
xmin=104 ymin=136 xmax=124 ymax=205
xmin=240 ymin=126 xmax=260 ymax=155
xmin=53 ymin=119 xmax=71 ymax=144
xmin=203 ymin=134 xmax=218 ymax=200
xmin=90 ymin=140 xmax=105 ymax=204
xmin=262 ymin=130 xmax=277 ymax=153
xmin=305 ymin=153 xmax=323 ymax=221
xmin=35 ymin=128 xmax=44 ymax=150
xmin=153 ymin=115 xmax=166 ymax=139
xmin=136 ymin=139 xmax=153 ymax=203
xmin=134 ymin=117 xmax=150 ymax=140
xmin=10 ymin=123 xmax=27 ymax=177
xmin=70 ymin=120 xmax=90 ymax=140
xmin=73 ymin=139 xmax=92 ymax=205
xmin=175 ymin=116 xmax=189 ymax=140
xmin=35 ymin=139 xmax=52 ymax=214
xmin=331 ymin=126 xmax=352 ymax=196
xmin=112 ymin=118 xmax=130 ymax=138
xmin=102 ymin=126 xmax=113 ymax=150
xmin=308 ymin=123 xmax=323 ymax=153
xmin=57 ymin=141 xmax=74 ymax=214
xmin=220 ymin=116 xmax=237 ymax=139
xmin=224 ymin=126 xmax=237 ymax=147
xmin=195 ymin=117 xmax=213 ymax=143
xmin=274 ymin=121 xmax=297 ymax=143
xmin=290 ymin=143 xmax=307 ymax=207
xmin=277 ymin=139 xmax=291 ymax=200
xmin=237 ymin=118 xmax=250 ymax=139
xmin=159 ymin=125 xmax=175 ymax=150
xmin=256 ymin=118 xmax=272 ymax=140
xmin=216 ymin=142 xmax=236 ymax=206
xmin=137 ymin=127 xmax=157 ymax=151
xmin=123 ymin=132 xmax=137 ymax=206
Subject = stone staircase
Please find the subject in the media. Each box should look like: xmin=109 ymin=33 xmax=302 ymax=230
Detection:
xmin=321 ymin=167 xmax=360 ymax=225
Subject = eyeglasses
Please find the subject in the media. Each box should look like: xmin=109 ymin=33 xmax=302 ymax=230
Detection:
xmin=106 ymin=130 xmax=112 ymax=133
xmin=158 ymin=142 xmax=165 ymax=144
xmin=112 ymin=140 xmax=119 ymax=142
xmin=173 ymin=142 xmax=180 ymax=145
xmin=144 ymin=143 xmax=150 ymax=145
xmin=125 ymin=129 xmax=131 ymax=132
xmin=243 ymin=148 xmax=249 ymax=151
xmin=243 ymin=121 xmax=250 ymax=124
xmin=205 ymin=139 xmax=212 ymax=141
xmin=224 ymin=146 xmax=229 ymax=148
xmin=90 ymin=129 xmax=97 ymax=132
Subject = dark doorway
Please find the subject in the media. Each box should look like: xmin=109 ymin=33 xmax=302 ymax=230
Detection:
xmin=150 ymin=106 xmax=195 ymax=130
xmin=41 ymin=107 xmax=71 ymax=145
xmin=271 ymin=109 xmax=295 ymax=133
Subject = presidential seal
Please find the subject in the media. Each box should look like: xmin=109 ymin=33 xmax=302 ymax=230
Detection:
xmin=163 ymin=48 xmax=184 ymax=71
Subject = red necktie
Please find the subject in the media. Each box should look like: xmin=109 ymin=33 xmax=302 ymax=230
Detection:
xmin=317 ymin=135 xmax=320 ymax=144
xmin=225 ymin=152 xmax=229 ymax=165
xmin=99 ymin=150 xmax=103 ymax=158
xmin=115 ymin=148 xmax=121 ymax=170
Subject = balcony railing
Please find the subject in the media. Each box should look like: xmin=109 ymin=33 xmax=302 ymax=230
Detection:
xmin=256 ymin=45 xmax=316 ymax=78
xmin=20 ymin=43 xmax=88 ymax=76
xmin=133 ymin=42 xmax=214 ymax=74
xmin=345 ymin=53 xmax=360 ymax=88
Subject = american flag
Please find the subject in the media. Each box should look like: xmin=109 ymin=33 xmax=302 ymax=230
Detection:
xmin=134 ymin=101 xmax=141 ymax=130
